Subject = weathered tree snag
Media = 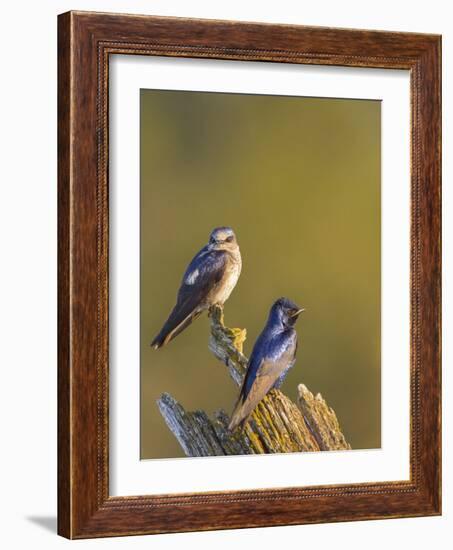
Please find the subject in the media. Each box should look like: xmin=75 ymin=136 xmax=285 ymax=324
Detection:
xmin=157 ymin=305 xmax=350 ymax=456
xmin=297 ymin=384 xmax=351 ymax=451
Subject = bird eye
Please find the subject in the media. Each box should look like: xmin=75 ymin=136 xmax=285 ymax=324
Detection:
xmin=226 ymin=236 xmax=234 ymax=242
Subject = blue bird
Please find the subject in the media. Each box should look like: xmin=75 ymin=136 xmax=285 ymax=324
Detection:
xmin=228 ymin=298 xmax=304 ymax=432
xmin=151 ymin=227 xmax=242 ymax=349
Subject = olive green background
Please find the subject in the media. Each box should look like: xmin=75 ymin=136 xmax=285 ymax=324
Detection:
xmin=140 ymin=89 xmax=381 ymax=459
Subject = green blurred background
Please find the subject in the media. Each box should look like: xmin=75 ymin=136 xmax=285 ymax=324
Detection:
xmin=140 ymin=89 xmax=381 ymax=459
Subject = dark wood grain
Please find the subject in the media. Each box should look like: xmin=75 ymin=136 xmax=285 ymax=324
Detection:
xmin=57 ymin=10 xmax=441 ymax=539
xmin=57 ymin=11 xmax=71 ymax=538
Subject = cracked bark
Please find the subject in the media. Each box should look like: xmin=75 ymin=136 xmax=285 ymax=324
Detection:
xmin=157 ymin=305 xmax=351 ymax=456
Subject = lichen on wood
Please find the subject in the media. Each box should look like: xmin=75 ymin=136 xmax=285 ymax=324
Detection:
xmin=157 ymin=305 xmax=350 ymax=456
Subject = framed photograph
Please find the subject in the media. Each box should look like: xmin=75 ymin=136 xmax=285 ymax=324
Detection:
xmin=58 ymin=11 xmax=441 ymax=538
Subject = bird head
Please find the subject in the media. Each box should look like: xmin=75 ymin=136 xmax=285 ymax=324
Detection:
xmin=208 ymin=227 xmax=238 ymax=251
xmin=270 ymin=297 xmax=305 ymax=328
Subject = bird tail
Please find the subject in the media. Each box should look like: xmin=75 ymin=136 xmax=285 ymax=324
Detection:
xmin=151 ymin=307 xmax=201 ymax=349
xmin=228 ymin=391 xmax=252 ymax=432
xmin=228 ymin=374 xmax=279 ymax=432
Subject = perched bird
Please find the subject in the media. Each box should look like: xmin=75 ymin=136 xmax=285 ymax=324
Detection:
xmin=151 ymin=227 xmax=242 ymax=349
xmin=228 ymin=298 xmax=304 ymax=432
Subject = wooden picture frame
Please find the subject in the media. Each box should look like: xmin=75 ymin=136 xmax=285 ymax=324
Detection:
xmin=58 ymin=10 xmax=441 ymax=539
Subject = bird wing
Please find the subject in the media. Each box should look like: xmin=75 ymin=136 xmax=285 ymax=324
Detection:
xmin=151 ymin=249 xmax=228 ymax=348
xmin=178 ymin=248 xmax=228 ymax=304
xmin=229 ymin=332 xmax=297 ymax=431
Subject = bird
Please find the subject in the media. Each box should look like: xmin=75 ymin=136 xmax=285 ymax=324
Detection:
xmin=228 ymin=297 xmax=304 ymax=432
xmin=151 ymin=227 xmax=242 ymax=349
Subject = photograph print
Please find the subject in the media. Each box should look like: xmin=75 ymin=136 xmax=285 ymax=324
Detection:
xmin=140 ymin=89 xmax=381 ymax=459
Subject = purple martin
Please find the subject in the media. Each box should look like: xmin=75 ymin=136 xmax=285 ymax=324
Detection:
xmin=228 ymin=298 xmax=304 ymax=432
xmin=151 ymin=227 xmax=242 ymax=349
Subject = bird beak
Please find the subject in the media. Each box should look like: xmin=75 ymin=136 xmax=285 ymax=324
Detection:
xmin=291 ymin=308 xmax=305 ymax=317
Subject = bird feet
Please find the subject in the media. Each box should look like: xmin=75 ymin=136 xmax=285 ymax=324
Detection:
xmin=209 ymin=304 xmax=225 ymax=325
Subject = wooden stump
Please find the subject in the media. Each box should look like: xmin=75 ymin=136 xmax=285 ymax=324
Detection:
xmin=157 ymin=305 xmax=350 ymax=456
